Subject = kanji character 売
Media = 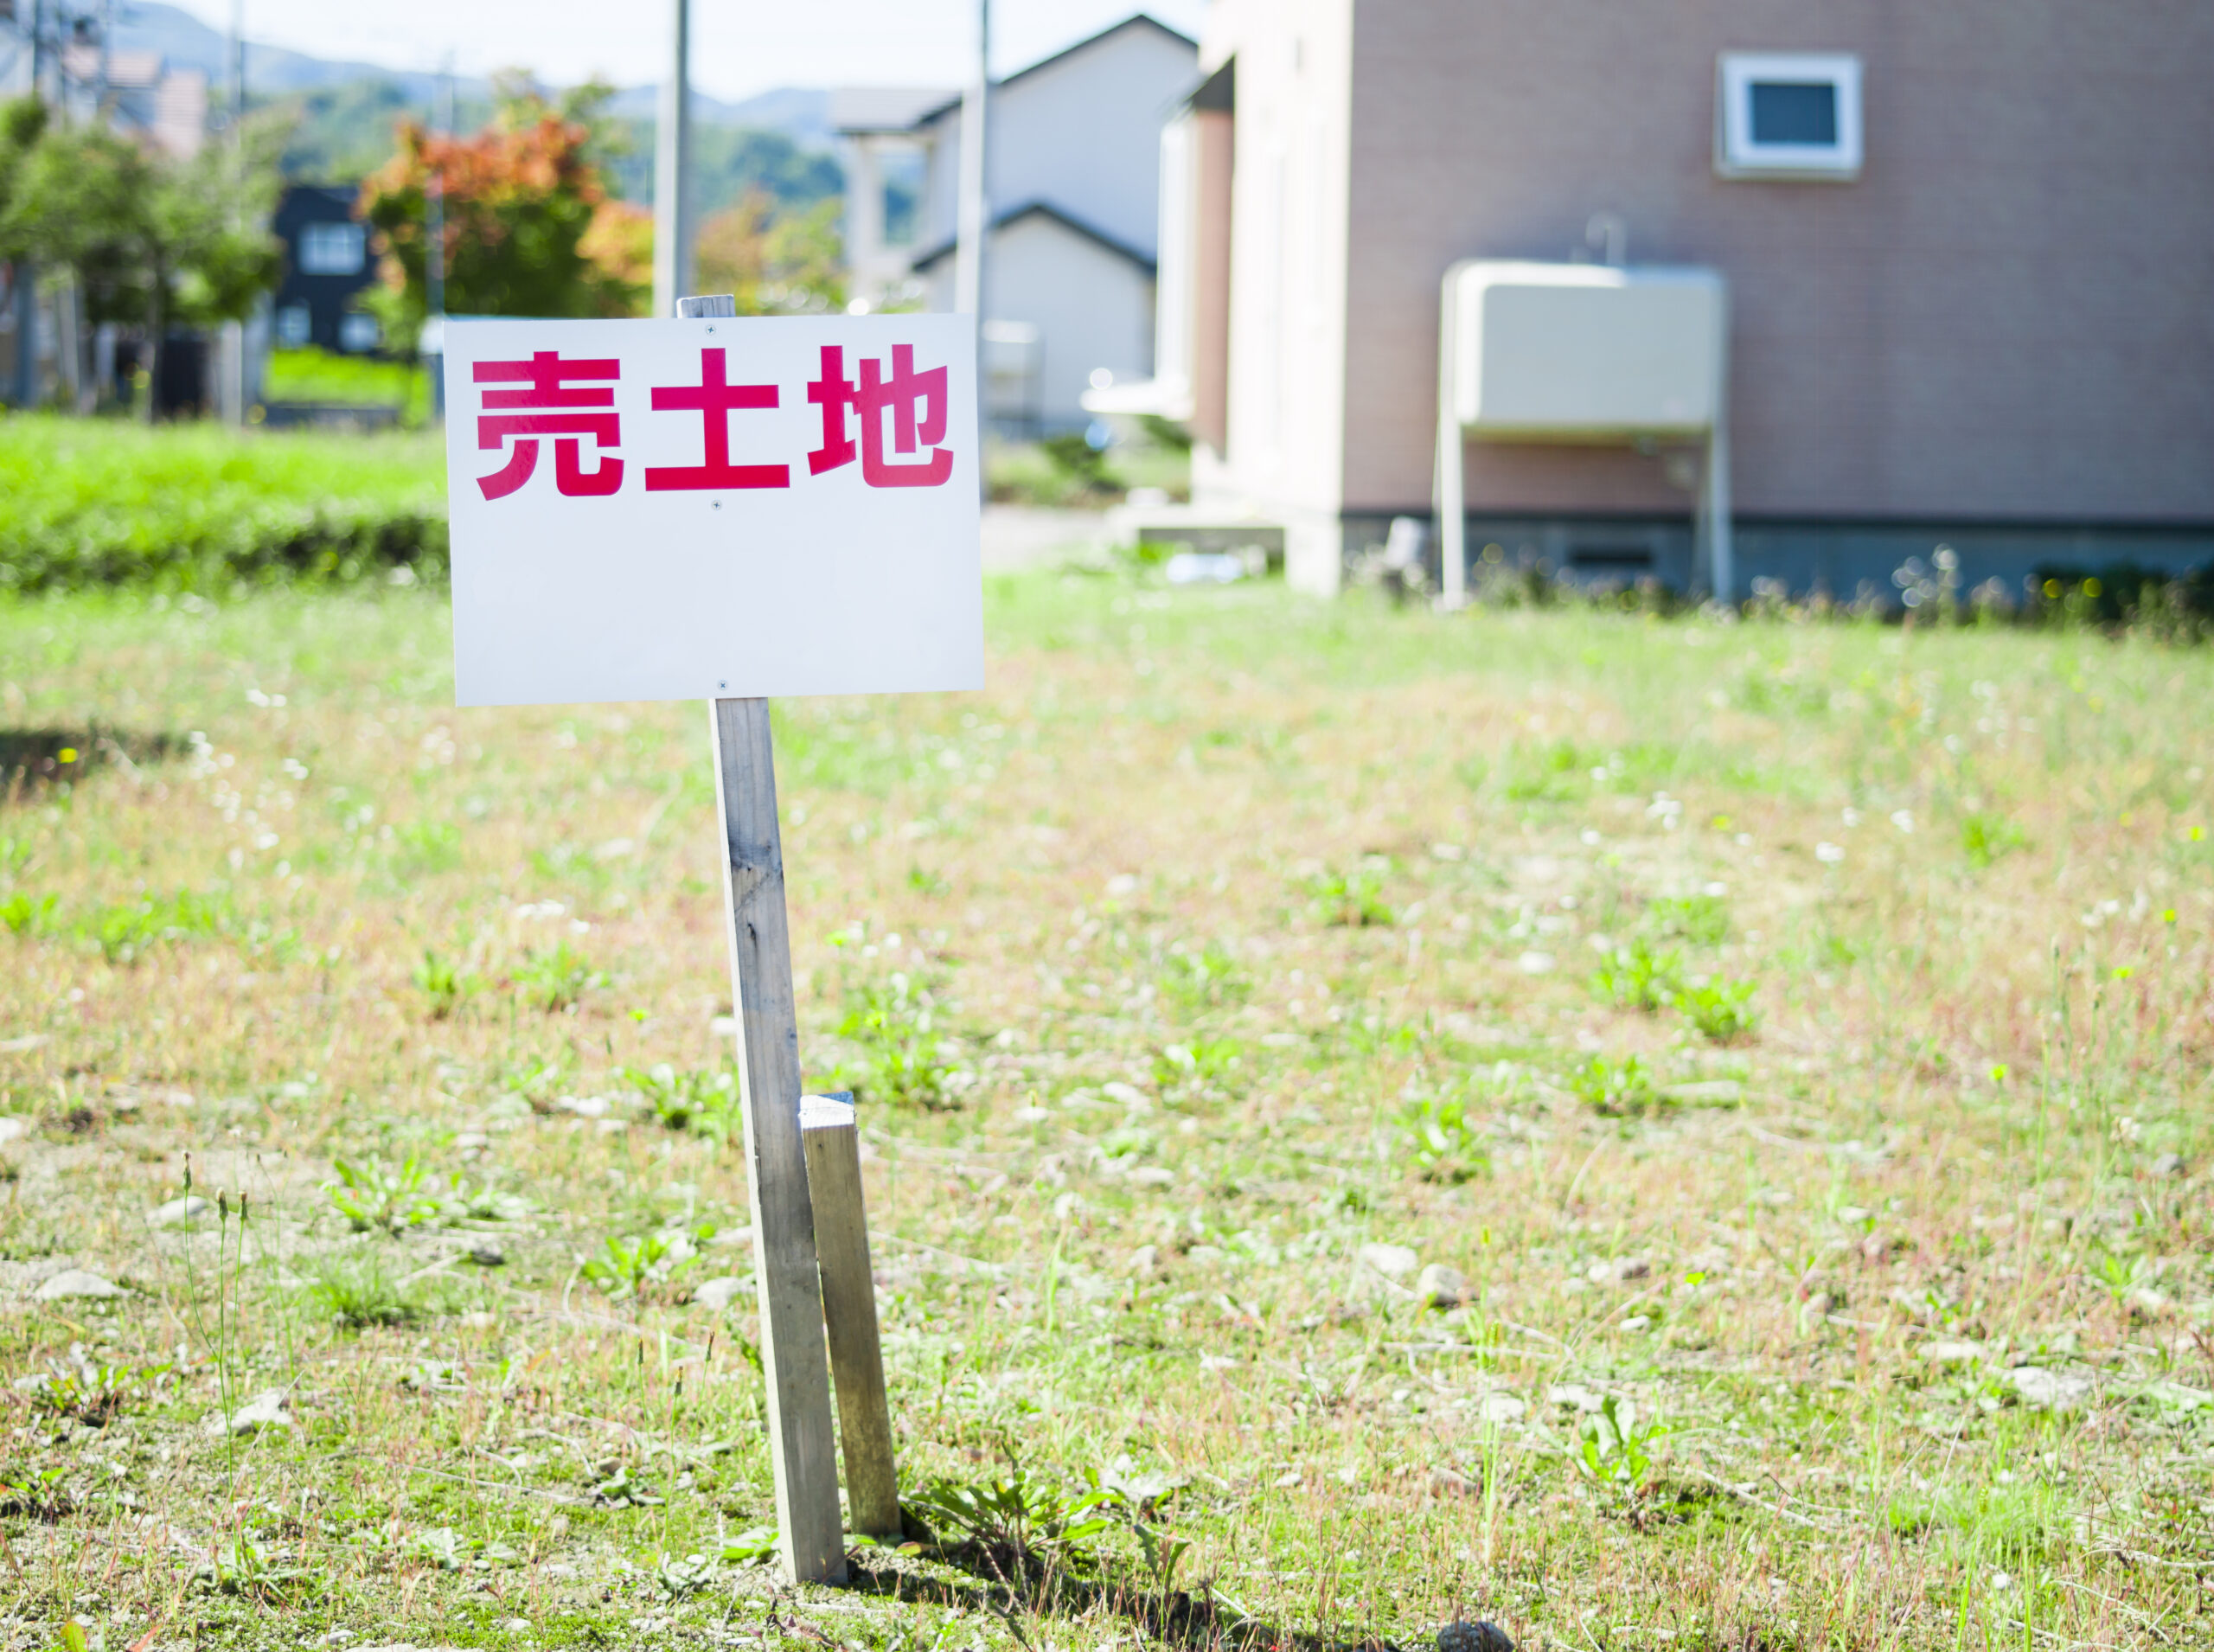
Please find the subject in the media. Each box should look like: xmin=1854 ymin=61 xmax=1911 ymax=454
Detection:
xmin=472 ymin=351 xmax=624 ymax=500
xmin=644 ymin=348 xmax=790 ymax=491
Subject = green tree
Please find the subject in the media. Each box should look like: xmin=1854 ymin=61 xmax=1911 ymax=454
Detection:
xmin=0 ymin=109 xmax=284 ymax=416
xmin=358 ymin=74 xmax=643 ymax=345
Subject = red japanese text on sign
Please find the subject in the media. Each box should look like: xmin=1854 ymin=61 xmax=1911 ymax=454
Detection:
xmin=472 ymin=351 xmax=624 ymax=501
xmin=644 ymin=348 xmax=789 ymax=492
xmin=806 ymin=344 xmax=953 ymax=489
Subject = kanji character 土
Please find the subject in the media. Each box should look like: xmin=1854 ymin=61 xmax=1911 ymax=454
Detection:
xmin=645 ymin=348 xmax=790 ymax=491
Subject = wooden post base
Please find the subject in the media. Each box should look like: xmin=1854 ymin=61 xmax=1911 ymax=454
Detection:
xmin=802 ymin=1094 xmax=901 ymax=1540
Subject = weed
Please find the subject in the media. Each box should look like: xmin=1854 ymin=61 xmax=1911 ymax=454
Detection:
xmin=834 ymin=971 xmax=956 ymax=1109
xmin=297 ymin=1249 xmax=429 ymax=1329
xmin=1961 ymin=813 xmax=2028 ymax=868
xmin=1160 ymin=939 xmax=1251 ymax=1011
xmin=190 ymin=1536 xmax=306 ymax=1603
xmin=411 ymin=950 xmax=481 ymax=1018
xmin=1681 ymin=978 xmax=1758 ymax=1042
xmin=0 ymin=1466 xmax=71 ymax=1521
xmin=1155 ymin=1037 xmax=1243 ymax=1091
xmin=0 ymin=892 xmax=55 ymax=934
xmin=1648 ymin=893 xmax=1731 ymax=945
xmin=513 ymin=940 xmax=603 ymax=1011
xmin=580 ymin=1229 xmax=707 ymax=1302
xmin=1306 ymin=860 xmax=1394 ymax=927
xmin=720 ymin=1527 xmax=779 ymax=1565
xmin=905 ymin=1469 xmax=1119 ymax=1566
xmin=1400 ymin=1088 xmax=1491 ymax=1181
xmin=1573 ymin=1053 xmax=1658 ymax=1115
xmin=1503 ymin=739 xmax=1588 ymax=803
xmin=393 ymin=818 xmax=463 ymax=874
xmin=83 ymin=889 xmax=227 ymax=964
xmin=1574 ymin=1394 xmax=1669 ymax=1519
xmin=22 ymin=1359 xmax=169 ymax=1425
xmin=1591 ymin=939 xmax=1683 ymax=1012
xmin=324 ymin=1156 xmax=445 ymax=1233
xmin=2089 ymin=1248 xmax=2150 ymax=1304
xmin=624 ymin=1062 xmax=741 ymax=1138
xmin=655 ymin=1552 xmax=714 ymax=1600
xmin=591 ymin=1463 xmax=664 ymax=1507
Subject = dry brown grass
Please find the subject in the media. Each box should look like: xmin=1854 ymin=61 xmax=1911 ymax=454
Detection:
xmin=0 ymin=579 xmax=2207 ymax=1650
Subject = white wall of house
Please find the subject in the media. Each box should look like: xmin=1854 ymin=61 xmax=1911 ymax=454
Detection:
xmin=918 ymin=17 xmax=1195 ymax=261
xmin=899 ymin=16 xmax=1194 ymax=436
xmin=1198 ymin=0 xmax=1357 ymax=594
xmin=924 ymin=211 xmax=1157 ymax=433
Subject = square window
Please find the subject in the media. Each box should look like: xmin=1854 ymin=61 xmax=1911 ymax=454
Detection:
xmin=1717 ymin=53 xmax=1862 ymax=180
xmin=338 ymin=312 xmax=381 ymax=353
xmin=275 ymin=304 xmax=311 ymax=347
xmin=298 ymin=221 xmax=366 ymax=276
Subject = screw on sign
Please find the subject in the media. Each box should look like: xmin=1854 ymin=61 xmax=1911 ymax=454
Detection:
xmin=439 ymin=301 xmax=982 ymax=1582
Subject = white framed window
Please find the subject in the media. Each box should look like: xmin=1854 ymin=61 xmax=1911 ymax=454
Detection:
xmin=338 ymin=312 xmax=381 ymax=353
xmin=1716 ymin=53 xmax=1862 ymax=181
xmin=298 ymin=221 xmax=366 ymax=275
xmin=275 ymin=304 xmax=311 ymax=347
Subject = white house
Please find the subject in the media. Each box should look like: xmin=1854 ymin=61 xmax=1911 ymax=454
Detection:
xmin=837 ymin=14 xmax=1197 ymax=436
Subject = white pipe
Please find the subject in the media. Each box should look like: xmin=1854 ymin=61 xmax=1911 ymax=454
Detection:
xmin=953 ymin=1 xmax=989 ymax=321
xmin=1704 ymin=422 xmax=1733 ymax=605
xmin=1435 ymin=266 xmax=1466 ymax=609
xmin=651 ymin=0 xmax=694 ymax=318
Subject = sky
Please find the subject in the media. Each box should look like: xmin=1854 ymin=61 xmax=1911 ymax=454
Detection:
xmin=166 ymin=0 xmax=1212 ymax=101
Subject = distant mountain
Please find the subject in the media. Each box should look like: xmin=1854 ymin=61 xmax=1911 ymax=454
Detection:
xmin=604 ymin=86 xmax=833 ymax=147
xmin=113 ymin=1 xmax=463 ymax=105
xmin=112 ymin=3 xmax=833 ymax=144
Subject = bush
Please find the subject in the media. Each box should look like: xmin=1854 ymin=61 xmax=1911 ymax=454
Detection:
xmin=0 ymin=415 xmax=445 ymax=592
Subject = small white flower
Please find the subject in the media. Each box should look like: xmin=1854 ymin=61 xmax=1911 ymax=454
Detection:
xmin=1891 ymin=810 xmax=1915 ymax=833
xmin=1842 ymin=807 xmax=1863 ymax=827
xmin=1816 ymin=842 xmax=1846 ymax=864
xmin=1517 ymin=951 xmax=1556 ymax=975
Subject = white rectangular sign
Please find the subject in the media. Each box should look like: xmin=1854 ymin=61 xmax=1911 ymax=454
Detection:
xmin=442 ymin=314 xmax=982 ymax=707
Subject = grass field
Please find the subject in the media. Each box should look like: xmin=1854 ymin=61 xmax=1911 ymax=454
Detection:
xmin=0 ymin=416 xmax=445 ymax=593
xmin=0 ymin=575 xmax=2209 ymax=1651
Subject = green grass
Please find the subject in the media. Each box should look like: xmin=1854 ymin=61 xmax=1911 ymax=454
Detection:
xmin=0 ymin=575 xmax=2209 ymax=1650
xmin=0 ymin=413 xmax=445 ymax=592
xmin=264 ymin=345 xmax=434 ymax=426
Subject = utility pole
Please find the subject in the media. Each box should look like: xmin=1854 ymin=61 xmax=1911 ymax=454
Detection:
xmin=426 ymin=57 xmax=451 ymax=420
xmin=10 ymin=0 xmax=47 ymax=408
xmin=227 ymin=0 xmax=242 ymax=121
xmin=218 ymin=0 xmax=246 ymax=424
xmin=954 ymin=0 xmax=989 ymax=449
xmin=650 ymin=0 xmax=692 ymax=318
xmin=953 ymin=0 xmax=989 ymax=321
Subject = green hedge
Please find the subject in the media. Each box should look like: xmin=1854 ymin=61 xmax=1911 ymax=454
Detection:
xmin=0 ymin=414 xmax=448 ymax=592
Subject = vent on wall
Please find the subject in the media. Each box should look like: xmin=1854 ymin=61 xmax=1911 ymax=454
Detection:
xmin=1716 ymin=53 xmax=1863 ymax=181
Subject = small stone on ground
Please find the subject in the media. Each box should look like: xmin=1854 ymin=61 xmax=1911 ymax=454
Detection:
xmin=35 ymin=1269 xmax=122 ymax=1301
xmin=691 ymin=1276 xmax=747 ymax=1311
xmin=220 ymin=1390 xmax=291 ymax=1433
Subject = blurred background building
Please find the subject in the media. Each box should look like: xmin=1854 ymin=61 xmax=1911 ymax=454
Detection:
xmin=1126 ymin=0 xmax=2214 ymax=598
xmin=839 ymin=13 xmax=1194 ymax=437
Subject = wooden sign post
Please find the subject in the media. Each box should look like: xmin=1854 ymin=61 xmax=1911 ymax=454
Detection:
xmin=442 ymin=295 xmax=982 ymax=1584
xmin=710 ymin=693 xmax=847 ymax=1581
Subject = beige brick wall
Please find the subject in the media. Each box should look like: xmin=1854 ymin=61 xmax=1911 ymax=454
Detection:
xmin=1337 ymin=0 xmax=2214 ymax=523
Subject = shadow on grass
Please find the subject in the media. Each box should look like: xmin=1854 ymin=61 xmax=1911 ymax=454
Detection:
xmin=1 ymin=727 xmax=181 ymax=795
xmin=847 ymin=1552 xmax=1397 ymax=1652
